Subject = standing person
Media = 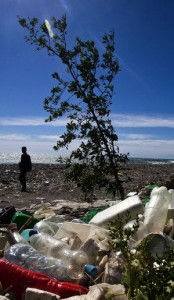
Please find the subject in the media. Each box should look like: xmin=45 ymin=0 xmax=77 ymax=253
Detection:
xmin=19 ymin=146 xmax=32 ymax=192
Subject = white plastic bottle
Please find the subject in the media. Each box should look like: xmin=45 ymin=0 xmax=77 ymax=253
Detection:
xmin=143 ymin=186 xmax=172 ymax=233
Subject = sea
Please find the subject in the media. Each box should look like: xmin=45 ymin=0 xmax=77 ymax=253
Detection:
xmin=0 ymin=152 xmax=174 ymax=165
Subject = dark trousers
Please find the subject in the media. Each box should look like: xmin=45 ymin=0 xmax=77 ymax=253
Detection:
xmin=19 ymin=171 xmax=27 ymax=191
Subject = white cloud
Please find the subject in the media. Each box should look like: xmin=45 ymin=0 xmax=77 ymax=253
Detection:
xmin=0 ymin=134 xmax=30 ymax=141
xmin=120 ymin=133 xmax=153 ymax=140
xmin=1 ymin=114 xmax=174 ymax=128
xmin=0 ymin=117 xmax=68 ymax=126
xmin=1 ymin=114 xmax=174 ymax=158
xmin=111 ymin=114 xmax=174 ymax=128
xmin=37 ymin=135 xmax=60 ymax=141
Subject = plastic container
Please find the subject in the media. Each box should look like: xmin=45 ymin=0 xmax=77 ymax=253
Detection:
xmin=89 ymin=195 xmax=144 ymax=228
xmin=30 ymin=232 xmax=89 ymax=280
xmin=0 ymin=258 xmax=88 ymax=300
xmin=11 ymin=212 xmax=40 ymax=230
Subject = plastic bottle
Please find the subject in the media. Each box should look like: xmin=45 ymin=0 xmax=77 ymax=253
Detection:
xmin=44 ymin=220 xmax=60 ymax=234
xmin=135 ymin=186 xmax=172 ymax=241
xmin=33 ymin=220 xmax=55 ymax=236
xmin=143 ymin=186 xmax=172 ymax=233
xmin=29 ymin=232 xmax=89 ymax=280
xmin=4 ymin=243 xmax=70 ymax=282
xmin=30 ymin=232 xmax=70 ymax=256
xmin=64 ymin=248 xmax=89 ymax=280
xmin=4 ymin=223 xmax=29 ymax=251
xmin=7 ymin=223 xmax=29 ymax=245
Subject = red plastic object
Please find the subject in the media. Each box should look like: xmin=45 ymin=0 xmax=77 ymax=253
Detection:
xmin=0 ymin=259 xmax=88 ymax=299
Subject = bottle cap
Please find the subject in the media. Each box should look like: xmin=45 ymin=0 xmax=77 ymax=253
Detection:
xmin=84 ymin=264 xmax=97 ymax=279
xmin=29 ymin=229 xmax=39 ymax=237
xmin=8 ymin=223 xmax=18 ymax=231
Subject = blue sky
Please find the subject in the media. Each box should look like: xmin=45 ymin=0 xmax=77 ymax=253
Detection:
xmin=1 ymin=0 xmax=174 ymax=159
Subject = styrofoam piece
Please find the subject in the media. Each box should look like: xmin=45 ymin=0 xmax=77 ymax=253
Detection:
xmin=54 ymin=222 xmax=109 ymax=243
xmin=24 ymin=288 xmax=60 ymax=300
xmin=89 ymin=195 xmax=144 ymax=228
xmin=168 ymin=189 xmax=174 ymax=219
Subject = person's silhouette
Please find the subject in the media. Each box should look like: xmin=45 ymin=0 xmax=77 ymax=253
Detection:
xmin=19 ymin=146 xmax=32 ymax=192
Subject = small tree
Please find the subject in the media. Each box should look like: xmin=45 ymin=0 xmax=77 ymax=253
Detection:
xmin=18 ymin=15 xmax=128 ymax=199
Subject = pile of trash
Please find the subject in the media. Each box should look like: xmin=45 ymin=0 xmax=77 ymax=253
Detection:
xmin=0 ymin=185 xmax=173 ymax=299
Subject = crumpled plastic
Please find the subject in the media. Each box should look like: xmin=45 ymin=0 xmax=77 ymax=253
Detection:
xmin=34 ymin=201 xmax=56 ymax=219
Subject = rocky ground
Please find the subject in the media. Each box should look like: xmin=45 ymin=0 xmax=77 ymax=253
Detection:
xmin=1 ymin=163 xmax=174 ymax=211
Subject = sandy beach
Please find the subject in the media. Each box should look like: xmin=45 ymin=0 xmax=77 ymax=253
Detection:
xmin=0 ymin=162 xmax=174 ymax=209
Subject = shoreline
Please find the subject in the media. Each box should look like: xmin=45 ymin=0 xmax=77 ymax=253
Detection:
xmin=1 ymin=158 xmax=174 ymax=165
xmin=1 ymin=163 xmax=174 ymax=209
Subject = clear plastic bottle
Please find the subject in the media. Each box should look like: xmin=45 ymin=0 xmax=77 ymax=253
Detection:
xmin=30 ymin=232 xmax=89 ymax=280
xmin=4 ymin=243 xmax=70 ymax=282
xmin=44 ymin=221 xmax=60 ymax=234
xmin=62 ymin=248 xmax=89 ymax=280
xmin=33 ymin=220 xmax=55 ymax=236
xmin=30 ymin=232 xmax=70 ymax=256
